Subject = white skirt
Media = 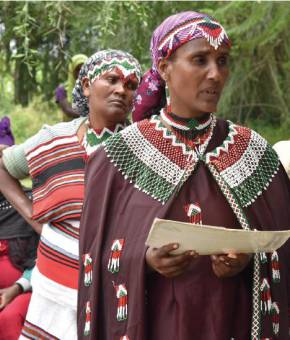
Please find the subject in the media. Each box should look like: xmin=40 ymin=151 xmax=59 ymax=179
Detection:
xmin=19 ymin=290 xmax=77 ymax=340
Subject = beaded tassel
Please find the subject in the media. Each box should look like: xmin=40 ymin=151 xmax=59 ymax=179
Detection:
xmin=84 ymin=301 xmax=91 ymax=336
xmin=108 ymin=239 xmax=125 ymax=274
xmin=184 ymin=203 xmax=202 ymax=224
xmin=271 ymin=251 xmax=280 ymax=283
xmin=260 ymin=252 xmax=267 ymax=264
xmin=114 ymin=283 xmax=128 ymax=321
xmin=271 ymin=302 xmax=280 ymax=335
xmin=82 ymin=253 xmax=93 ymax=287
xmin=260 ymin=278 xmax=272 ymax=315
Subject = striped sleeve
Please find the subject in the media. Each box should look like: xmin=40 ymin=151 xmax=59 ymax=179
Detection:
xmin=2 ymin=144 xmax=29 ymax=179
xmin=3 ymin=118 xmax=86 ymax=180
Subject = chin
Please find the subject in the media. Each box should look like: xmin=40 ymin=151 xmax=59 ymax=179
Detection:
xmin=200 ymin=104 xmax=218 ymax=114
xmin=108 ymin=109 xmax=127 ymax=123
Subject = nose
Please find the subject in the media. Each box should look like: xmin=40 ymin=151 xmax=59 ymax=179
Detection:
xmin=114 ymin=81 xmax=126 ymax=96
xmin=207 ymin=62 xmax=221 ymax=82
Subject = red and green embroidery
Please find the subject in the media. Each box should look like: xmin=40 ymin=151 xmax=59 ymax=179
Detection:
xmin=107 ymin=239 xmax=125 ymax=274
xmin=261 ymin=278 xmax=272 ymax=315
xmin=271 ymin=302 xmax=280 ymax=335
xmin=82 ymin=253 xmax=93 ymax=287
xmin=84 ymin=301 xmax=91 ymax=336
xmin=271 ymin=251 xmax=280 ymax=283
xmin=114 ymin=283 xmax=128 ymax=321
xmin=260 ymin=252 xmax=267 ymax=264
xmin=184 ymin=203 xmax=202 ymax=224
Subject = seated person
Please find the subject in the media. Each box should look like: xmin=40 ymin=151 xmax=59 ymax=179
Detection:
xmin=0 ymin=117 xmax=39 ymax=340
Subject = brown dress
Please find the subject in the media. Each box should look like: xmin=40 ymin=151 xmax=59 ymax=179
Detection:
xmin=78 ymin=117 xmax=290 ymax=340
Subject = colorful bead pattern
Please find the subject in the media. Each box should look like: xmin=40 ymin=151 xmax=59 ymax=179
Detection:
xmin=104 ymin=115 xmax=216 ymax=204
xmin=206 ymin=122 xmax=280 ymax=207
xmin=82 ymin=120 xmax=126 ymax=156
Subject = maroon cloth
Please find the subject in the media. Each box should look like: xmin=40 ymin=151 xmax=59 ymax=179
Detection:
xmin=78 ymin=119 xmax=290 ymax=339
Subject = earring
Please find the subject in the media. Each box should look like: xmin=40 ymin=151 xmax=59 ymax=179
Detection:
xmin=165 ymin=82 xmax=171 ymax=110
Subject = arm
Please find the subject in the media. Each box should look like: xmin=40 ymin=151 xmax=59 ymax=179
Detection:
xmin=0 ymin=267 xmax=33 ymax=309
xmin=55 ymin=84 xmax=80 ymax=119
xmin=0 ymin=284 xmax=22 ymax=309
xmin=0 ymin=159 xmax=42 ymax=234
xmin=58 ymin=98 xmax=80 ymax=118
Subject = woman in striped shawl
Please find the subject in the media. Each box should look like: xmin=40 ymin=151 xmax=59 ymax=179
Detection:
xmin=0 ymin=49 xmax=141 ymax=340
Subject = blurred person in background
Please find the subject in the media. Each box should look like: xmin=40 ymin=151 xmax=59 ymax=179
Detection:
xmin=0 ymin=116 xmax=39 ymax=340
xmin=55 ymin=54 xmax=88 ymax=121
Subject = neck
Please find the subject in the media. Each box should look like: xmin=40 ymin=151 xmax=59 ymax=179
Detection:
xmin=88 ymin=113 xmax=125 ymax=131
xmin=161 ymin=107 xmax=212 ymax=131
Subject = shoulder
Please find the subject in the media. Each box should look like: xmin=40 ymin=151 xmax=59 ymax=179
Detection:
xmin=207 ymin=120 xmax=280 ymax=207
xmin=208 ymin=120 xmax=276 ymax=160
xmin=23 ymin=117 xmax=86 ymax=153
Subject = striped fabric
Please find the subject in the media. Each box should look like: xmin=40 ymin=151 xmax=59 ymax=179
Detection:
xmin=20 ymin=286 xmax=77 ymax=340
xmin=3 ymin=118 xmax=86 ymax=339
xmin=24 ymin=119 xmax=86 ymax=290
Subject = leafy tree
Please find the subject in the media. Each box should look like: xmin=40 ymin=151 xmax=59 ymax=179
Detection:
xmin=0 ymin=1 xmax=289 ymax=130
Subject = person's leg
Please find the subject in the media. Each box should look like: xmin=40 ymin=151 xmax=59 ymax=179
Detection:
xmin=0 ymin=292 xmax=31 ymax=340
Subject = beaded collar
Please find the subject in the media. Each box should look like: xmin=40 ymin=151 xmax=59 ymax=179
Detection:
xmin=160 ymin=107 xmax=213 ymax=142
xmin=82 ymin=119 xmax=127 ymax=156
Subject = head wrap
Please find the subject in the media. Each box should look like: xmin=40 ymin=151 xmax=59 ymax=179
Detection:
xmin=0 ymin=116 xmax=15 ymax=146
xmin=72 ymin=49 xmax=142 ymax=117
xmin=67 ymin=54 xmax=88 ymax=103
xmin=132 ymin=11 xmax=231 ymax=122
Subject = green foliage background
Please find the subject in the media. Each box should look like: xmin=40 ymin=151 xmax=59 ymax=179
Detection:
xmin=0 ymin=1 xmax=289 ymax=144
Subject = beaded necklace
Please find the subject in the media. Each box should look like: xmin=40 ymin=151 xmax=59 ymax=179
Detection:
xmin=82 ymin=119 xmax=126 ymax=156
xmin=160 ymin=107 xmax=212 ymax=142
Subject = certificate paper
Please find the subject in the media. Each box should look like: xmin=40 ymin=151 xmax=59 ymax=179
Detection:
xmin=145 ymin=218 xmax=290 ymax=255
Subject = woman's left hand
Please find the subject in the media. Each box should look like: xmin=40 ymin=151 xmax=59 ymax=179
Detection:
xmin=211 ymin=253 xmax=252 ymax=278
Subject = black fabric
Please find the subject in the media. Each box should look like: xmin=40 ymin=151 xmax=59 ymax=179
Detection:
xmin=8 ymin=234 xmax=39 ymax=271
xmin=0 ymin=188 xmax=35 ymax=239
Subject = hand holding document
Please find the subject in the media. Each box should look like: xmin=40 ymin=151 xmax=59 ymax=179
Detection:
xmin=145 ymin=218 xmax=290 ymax=255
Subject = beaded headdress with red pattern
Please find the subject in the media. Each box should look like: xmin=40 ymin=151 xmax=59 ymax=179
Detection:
xmin=132 ymin=11 xmax=231 ymax=122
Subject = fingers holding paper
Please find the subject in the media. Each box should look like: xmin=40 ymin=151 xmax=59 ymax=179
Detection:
xmin=211 ymin=253 xmax=252 ymax=278
xmin=146 ymin=243 xmax=199 ymax=278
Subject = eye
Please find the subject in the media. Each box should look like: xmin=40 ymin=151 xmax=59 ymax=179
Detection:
xmin=106 ymin=76 xmax=119 ymax=84
xmin=126 ymin=80 xmax=138 ymax=91
xmin=217 ymin=55 xmax=229 ymax=66
xmin=193 ymin=55 xmax=207 ymax=65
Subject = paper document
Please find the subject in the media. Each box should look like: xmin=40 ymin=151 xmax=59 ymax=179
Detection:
xmin=145 ymin=218 xmax=290 ymax=255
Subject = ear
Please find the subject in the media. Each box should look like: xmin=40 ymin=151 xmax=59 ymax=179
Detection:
xmin=157 ymin=59 xmax=171 ymax=82
xmin=82 ymin=77 xmax=90 ymax=97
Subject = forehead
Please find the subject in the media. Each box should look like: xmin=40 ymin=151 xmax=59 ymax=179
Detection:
xmin=100 ymin=68 xmax=139 ymax=79
xmin=174 ymin=38 xmax=230 ymax=58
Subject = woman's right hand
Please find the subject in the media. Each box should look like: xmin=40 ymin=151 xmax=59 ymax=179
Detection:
xmin=29 ymin=220 xmax=43 ymax=234
xmin=145 ymin=243 xmax=198 ymax=278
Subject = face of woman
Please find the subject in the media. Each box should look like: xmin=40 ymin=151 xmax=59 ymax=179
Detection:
xmin=159 ymin=38 xmax=230 ymax=119
xmin=83 ymin=70 xmax=139 ymax=126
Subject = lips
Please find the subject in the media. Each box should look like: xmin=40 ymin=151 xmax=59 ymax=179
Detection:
xmin=200 ymin=88 xmax=220 ymax=101
xmin=109 ymin=99 xmax=127 ymax=108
